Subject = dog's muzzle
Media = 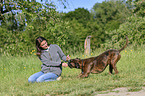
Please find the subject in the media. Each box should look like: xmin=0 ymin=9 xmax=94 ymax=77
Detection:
xmin=68 ymin=60 xmax=80 ymax=69
xmin=68 ymin=60 xmax=73 ymax=68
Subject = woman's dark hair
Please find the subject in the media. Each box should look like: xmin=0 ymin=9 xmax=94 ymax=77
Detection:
xmin=36 ymin=36 xmax=50 ymax=57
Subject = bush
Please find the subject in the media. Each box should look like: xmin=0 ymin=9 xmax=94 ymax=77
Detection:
xmin=104 ymin=16 xmax=145 ymax=49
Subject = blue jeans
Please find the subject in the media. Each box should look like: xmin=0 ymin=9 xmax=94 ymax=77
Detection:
xmin=28 ymin=71 xmax=59 ymax=83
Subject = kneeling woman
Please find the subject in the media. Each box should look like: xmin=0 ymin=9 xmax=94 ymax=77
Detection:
xmin=28 ymin=36 xmax=70 ymax=83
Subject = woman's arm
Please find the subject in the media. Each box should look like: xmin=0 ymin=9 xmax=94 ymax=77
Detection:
xmin=54 ymin=44 xmax=70 ymax=61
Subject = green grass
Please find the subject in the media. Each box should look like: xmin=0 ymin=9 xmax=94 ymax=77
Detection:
xmin=0 ymin=45 xmax=145 ymax=96
xmin=128 ymin=87 xmax=142 ymax=92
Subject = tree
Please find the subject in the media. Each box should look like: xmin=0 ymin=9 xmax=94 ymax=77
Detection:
xmin=0 ymin=0 xmax=44 ymax=31
xmin=104 ymin=16 xmax=145 ymax=50
xmin=133 ymin=0 xmax=145 ymax=17
xmin=62 ymin=8 xmax=91 ymax=27
xmin=0 ymin=0 xmax=69 ymax=55
xmin=0 ymin=0 xmax=67 ymax=31
xmin=91 ymin=0 xmax=131 ymax=31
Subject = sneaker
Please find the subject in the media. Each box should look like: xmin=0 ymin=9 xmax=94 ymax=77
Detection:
xmin=56 ymin=76 xmax=62 ymax=81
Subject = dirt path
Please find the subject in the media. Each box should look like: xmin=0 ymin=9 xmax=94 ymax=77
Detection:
xmin=95 ymin=87 xmax=145 ymax=96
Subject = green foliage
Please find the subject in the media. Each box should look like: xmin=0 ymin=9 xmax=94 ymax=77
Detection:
xmin=0 ymin=0 xmax=60 ymax=31
xmin=133 ymin=0 xmax=145 ymax=17
xmin=62 ymin=7 xmax=107 ymax=50
xmin=86 ymin=21 xmax=105 ymax=49
xmin=91 ymin=0 xmax=131 ymax=31
xmin=104 ymin=16 xmax=145 ymax=49
xmin=0 ymin=0 xmax=70 ymax=55
xmin=2 ymin=12 xmax=26 ymax=31
xmin=0 ymin=0 xmax=145 ymax=56
xmin=62 ymin=8 xmax=91 ymax=27
xmin=0 ymin=27 xmax=32 ymax=56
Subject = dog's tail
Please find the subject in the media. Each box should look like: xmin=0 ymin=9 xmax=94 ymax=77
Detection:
xmin=119 ymin=36 xmax=128 ymax=52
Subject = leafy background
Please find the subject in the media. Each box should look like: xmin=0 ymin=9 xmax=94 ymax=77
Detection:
xmin=0 ymin=0 xmax=145 ymax=56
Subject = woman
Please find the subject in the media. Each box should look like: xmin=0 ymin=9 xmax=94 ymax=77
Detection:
xmin=28 ymin=36 xmax=70 ymax=83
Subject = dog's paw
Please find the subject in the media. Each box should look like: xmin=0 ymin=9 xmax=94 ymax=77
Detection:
xmin=80 ymin=75 xmax=89 ymax=78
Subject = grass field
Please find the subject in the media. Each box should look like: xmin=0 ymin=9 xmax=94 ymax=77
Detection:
xmin=0 ymin=45 xmax=145 ymax=96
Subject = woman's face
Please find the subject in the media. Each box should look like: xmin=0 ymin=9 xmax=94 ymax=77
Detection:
xmin=40 ymin=40 xmax=49 ymax=49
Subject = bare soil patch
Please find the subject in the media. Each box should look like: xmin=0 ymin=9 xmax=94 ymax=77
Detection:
xmin=95 ymin=87 xmax=145 ymax=96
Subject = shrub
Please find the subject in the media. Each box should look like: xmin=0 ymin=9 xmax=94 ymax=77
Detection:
xmin=104 ymin=16 xmax=145 ymax=49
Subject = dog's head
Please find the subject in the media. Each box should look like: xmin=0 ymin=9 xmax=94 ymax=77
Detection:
xmin=68 ymin=58 xmax=81 ymax=69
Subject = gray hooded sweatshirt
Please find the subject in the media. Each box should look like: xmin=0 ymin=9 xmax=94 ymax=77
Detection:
xmin=39 ymin=44 xmax=67 ymax=76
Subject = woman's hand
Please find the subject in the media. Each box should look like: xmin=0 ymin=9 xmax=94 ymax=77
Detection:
xmin=66 ymin=55 xmax=71 ymax=61
xmin=62 ymin=63 xmax=68 ymax=67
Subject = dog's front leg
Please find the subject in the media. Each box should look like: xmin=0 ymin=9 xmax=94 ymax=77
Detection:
xmin=80 ymin=71 xmax=90 ymax=78
xmin=77 ymin=73 xmax=83 ymax=78
xmin=80 ymin=63 xmax=93 ymax=78
xmin=80 ymin=73 xmax=89 ymax=78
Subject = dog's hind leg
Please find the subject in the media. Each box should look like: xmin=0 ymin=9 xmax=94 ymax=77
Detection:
xmin=111 ymin=62 xmax=119 ymax=74
xmin=110 ymin=53 xmax=121 ymax=74
xmin=109 ymin=64 xmax=113 ymax=74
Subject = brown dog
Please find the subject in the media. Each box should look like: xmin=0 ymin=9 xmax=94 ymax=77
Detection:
xmin=68 ymin=36 xmax=128 ymax=78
